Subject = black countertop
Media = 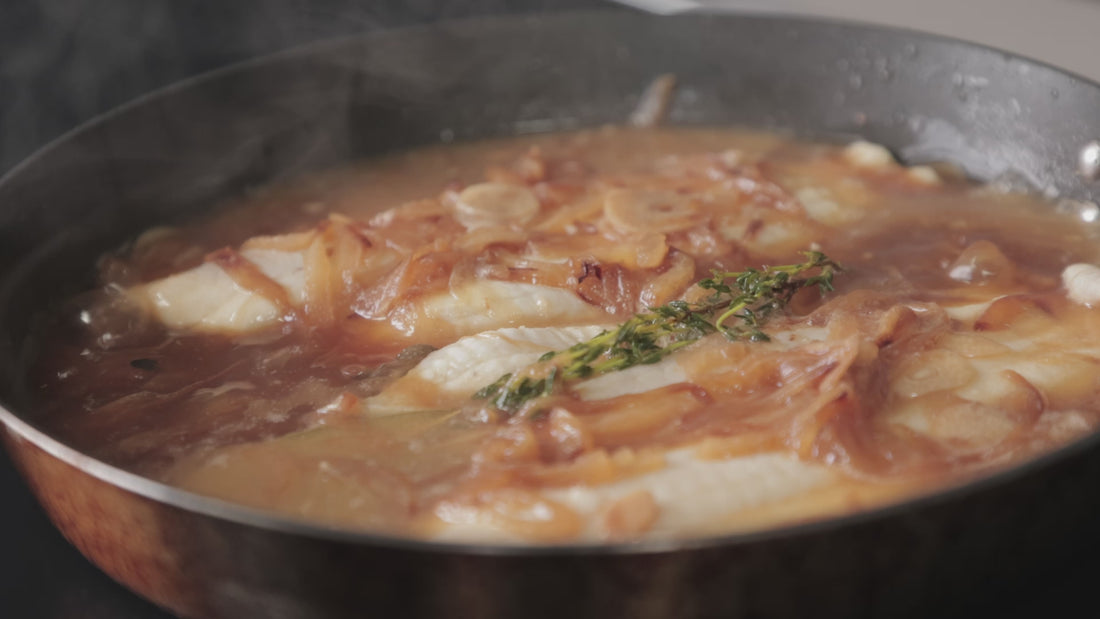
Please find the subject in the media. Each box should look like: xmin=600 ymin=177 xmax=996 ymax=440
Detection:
xmin=1 ymin=1 xmax=1098 ymax=617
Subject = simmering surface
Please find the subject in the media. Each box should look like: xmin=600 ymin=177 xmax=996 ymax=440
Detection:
xmin=28 ymin=127 xmax=1100 ymax=542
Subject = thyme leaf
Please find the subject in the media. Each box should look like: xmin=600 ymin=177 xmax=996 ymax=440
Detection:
xmin=474 ymin=250 xmax=841 ymax=414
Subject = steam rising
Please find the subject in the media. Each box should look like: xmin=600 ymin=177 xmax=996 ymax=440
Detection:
xmin=0 ymin=0 xmax=605 ymax=176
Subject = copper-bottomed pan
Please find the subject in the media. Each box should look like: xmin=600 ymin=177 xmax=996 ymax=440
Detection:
xmin=3 ymin=11 xmax=1100 ymax=618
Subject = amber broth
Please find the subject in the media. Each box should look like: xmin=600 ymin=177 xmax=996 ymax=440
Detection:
xmin=28 ymin=127 xmax=1100 ymax=540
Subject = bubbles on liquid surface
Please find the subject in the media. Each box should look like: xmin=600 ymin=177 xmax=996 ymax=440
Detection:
xmin=1058 ymin=199 xmax=1100 ymax=223
xmin=1078 ymin=141 xmax=1100 ymax=180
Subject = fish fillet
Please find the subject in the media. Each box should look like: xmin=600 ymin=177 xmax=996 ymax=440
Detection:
xmin=130 ymin=248 xmax=306 ymax=332
xmin=398 ymin=280 xmax=611 ymax=338
xmin=365 ymin=324 xmax=698 ymax=415
xmin=432 ymin=449 xmax=835 ymax=543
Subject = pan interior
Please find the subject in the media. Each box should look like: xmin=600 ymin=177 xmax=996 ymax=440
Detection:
xmin=2 ymin=11 xmax=1100 ymax=548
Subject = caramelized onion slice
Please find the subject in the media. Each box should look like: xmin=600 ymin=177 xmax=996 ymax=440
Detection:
xmin=453 ymin=182 xmax=540 ymax=230
xmin=603 ymin=187 xmax=701 ymax=234
xmin=948 ymin=240 xmax=1016 ymax=286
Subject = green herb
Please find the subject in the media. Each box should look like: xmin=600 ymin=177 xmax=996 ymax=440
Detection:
xmin=474 ymin=250 xmax=841 ymax=414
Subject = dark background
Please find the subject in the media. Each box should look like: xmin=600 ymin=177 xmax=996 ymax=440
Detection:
xmin=0 ymin=1 xmax=1096 ymax=617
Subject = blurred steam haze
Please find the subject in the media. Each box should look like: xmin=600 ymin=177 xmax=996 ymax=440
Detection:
xmin=6 ymin=0 xmax=1099 ymax=177
xmin=0 ymin=0 xmax=604 ymax=176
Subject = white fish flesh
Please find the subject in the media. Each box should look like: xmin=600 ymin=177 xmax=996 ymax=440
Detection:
xmin=129 ymin=248 xmax=305 ymax=332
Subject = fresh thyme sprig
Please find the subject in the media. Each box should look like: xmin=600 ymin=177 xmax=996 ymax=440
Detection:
xmin=474 ymin=250 xmax=841 ymax=414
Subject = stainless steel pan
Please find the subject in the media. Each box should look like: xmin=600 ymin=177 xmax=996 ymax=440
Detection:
xmin=3 ymin=11 xmax=1100 ymax=618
